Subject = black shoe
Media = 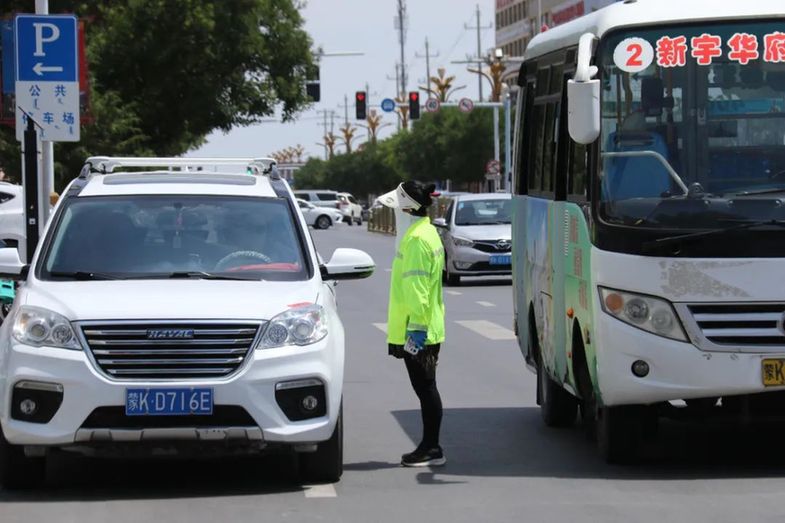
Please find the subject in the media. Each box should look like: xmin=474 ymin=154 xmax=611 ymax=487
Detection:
xmin=401 ymin=446 xmax=446 ymax=467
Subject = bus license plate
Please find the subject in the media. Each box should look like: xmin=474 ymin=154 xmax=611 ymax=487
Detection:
xmin=762 ymin=359 xmax=785 ymax=387
xmin=489 ymin=255 xmax=511 ymax=266
xmin=125 ymin=388 xmax=213 ymax=416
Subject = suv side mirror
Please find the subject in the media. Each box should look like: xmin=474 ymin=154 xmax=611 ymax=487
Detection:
xmin=320 ymin=248 xmax=375 ymax=281
xmin=0 ymin=247 xmax=28 ymax=280
xmin=432 ymin=217 xmax=448 ymax=228
xmin=568 ymin=33 xmax=601 ymax=145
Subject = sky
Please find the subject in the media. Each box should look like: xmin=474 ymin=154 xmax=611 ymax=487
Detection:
xmin=189 ymin=0 xmax=496 ymax=161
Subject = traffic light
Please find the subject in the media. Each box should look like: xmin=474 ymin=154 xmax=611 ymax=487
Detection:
xmin=355 ymin=91 xmax=367 ymax=120
xmin=305 ymin=64 xmax=320 ymax=102
xmin=408 ymin=91 xmax=420 ymax=120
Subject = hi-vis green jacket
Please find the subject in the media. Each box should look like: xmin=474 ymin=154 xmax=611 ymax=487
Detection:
xmin=387 ymin=216 xmax=445 ymax=346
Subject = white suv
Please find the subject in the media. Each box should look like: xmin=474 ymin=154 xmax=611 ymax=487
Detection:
xmin=0 ymin=157 xmax=375 ymax=489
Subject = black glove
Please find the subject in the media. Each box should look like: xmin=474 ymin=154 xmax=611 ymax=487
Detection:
xmin=388 ymin=344 xmax=406 ymax=359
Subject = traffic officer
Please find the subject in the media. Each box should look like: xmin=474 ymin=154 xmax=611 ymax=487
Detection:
xmin=379 ymin=180 xmax=446 ymax=467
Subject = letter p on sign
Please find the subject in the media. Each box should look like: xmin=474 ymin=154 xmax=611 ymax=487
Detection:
xmin=33 ymin=23 xmax=60 ymax=57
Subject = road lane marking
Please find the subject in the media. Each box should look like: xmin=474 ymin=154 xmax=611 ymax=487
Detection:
xmin=373 ymin=323 xmax=388 ymax=334
xmin=445 ymin=290 xmax=462 ymax=296
xmin=476 ymin=301 xmax=496 ymax=308
xmin=304 ymin=484 xmax=337 ymax=498
xmin=455 ymin=320 xmax=516 ymax=341
xmin=385 ymin=268 xmax=393 ymax=272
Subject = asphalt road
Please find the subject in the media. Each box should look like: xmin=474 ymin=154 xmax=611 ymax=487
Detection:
xmin=3 ymin=224 xmax=785 ymax=522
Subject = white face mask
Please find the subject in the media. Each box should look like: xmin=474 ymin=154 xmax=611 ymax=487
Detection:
xmin=394 ymin=208 xmax=418 ymax=250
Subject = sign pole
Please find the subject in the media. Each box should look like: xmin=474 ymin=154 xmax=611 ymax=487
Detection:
xmin=23 ymin=118 xmax=39 ymax=263
xmin=35 ymin=0 xmax=54 ymax=228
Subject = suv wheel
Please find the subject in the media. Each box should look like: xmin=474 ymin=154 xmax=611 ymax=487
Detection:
xmin=0 ymin=427 xmax=46 ymax=490
xmin=315 ymin=215 xmax=332 ymax=230
xmin=355 ymin=214 xmax=362 ymax=226
xmin=299 ymin=406 xmax=343 ymax=483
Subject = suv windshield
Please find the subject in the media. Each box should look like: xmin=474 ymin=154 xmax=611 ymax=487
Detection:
xmin=41 ymin=195 xmax=308 ymax=281
xmin=455 ymin=199 xmax=512 ymax=226
xmin=600 ymin=21 xmax=785 ymax=229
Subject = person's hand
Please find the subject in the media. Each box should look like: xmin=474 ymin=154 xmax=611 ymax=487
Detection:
xmin=405 ymin=330 xmax=427 ymax=352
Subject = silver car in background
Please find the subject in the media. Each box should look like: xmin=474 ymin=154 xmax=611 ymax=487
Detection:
xmin=433 ymin=193 xmax=512 ymax=285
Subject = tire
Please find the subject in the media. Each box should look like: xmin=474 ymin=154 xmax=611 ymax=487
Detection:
xmin=315 ymin=215 xmax=332 ymax=230
xmin=347 ymin=215 xmax=354 ymax=226
xmin=537 ymin=357 xmax=578 ymax=428
xmin=0 ymin=427 xmax=46 ymax=490
xmin=443 ymin=257 xmax=461 ymax=286
xmin=355 ymin=215 xmax=363 ymax=226
xmin=299 ymin=407 xmax=343 ymax=483
xmin=596 ymin=405 xmax=645 ymax=464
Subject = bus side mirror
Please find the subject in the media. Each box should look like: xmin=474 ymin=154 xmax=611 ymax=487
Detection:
xmin=568 ymin=32 xmax=600 ymax=145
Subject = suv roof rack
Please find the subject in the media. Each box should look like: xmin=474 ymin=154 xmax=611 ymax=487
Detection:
xmin=80 ymin=156 xmax=279 ymax=178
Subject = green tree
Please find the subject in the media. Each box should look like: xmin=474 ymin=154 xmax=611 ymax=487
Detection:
xmin=396 ymin=108 xmax=494 ymax=187
xmin=0 ymin=0 xmax=314 ymax=187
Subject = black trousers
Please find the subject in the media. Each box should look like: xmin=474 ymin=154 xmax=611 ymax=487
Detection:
xmin=403 ymin=344 xmax=442 ymax=449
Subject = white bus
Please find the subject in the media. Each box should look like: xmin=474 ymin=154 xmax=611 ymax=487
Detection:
xmin=512 ymin=0 xmax=785 ymax=462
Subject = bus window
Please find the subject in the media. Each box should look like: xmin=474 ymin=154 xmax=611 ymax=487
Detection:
xmin=516 ymin=80 xmax=535 ymax=195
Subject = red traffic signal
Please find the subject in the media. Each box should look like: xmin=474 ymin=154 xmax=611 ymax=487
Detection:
xmin=355 ymin=91 xmax=367 ymax=120
xmin=408 ymin=91 xmax=420 ymax=120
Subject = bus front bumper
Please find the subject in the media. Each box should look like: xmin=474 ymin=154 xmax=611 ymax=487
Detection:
xmin=595 ymin=312 xmax=782 ymax=407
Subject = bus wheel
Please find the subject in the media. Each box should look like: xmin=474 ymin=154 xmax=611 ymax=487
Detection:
xmin=596 ymin=405 xmax=645 ymax=464
xmin=537 ymin=358 xmax=578 ymax=428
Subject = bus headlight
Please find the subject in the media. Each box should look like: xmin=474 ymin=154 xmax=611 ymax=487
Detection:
xmin=599 ymin=287 xmax=687 ymax=342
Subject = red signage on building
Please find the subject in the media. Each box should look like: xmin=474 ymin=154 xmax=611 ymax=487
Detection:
xmin=496 ymin=0 xmax=517 ymax=10
xmin=552 ymin=1 xmax=586 ymax=26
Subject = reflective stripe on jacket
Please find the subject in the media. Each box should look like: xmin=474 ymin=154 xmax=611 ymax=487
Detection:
xmin=387 ymin=216 xmax=445 ymax=345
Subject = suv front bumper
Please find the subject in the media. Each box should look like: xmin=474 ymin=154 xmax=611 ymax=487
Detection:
xmin=0 ymin=338 xmax=342 ymax=448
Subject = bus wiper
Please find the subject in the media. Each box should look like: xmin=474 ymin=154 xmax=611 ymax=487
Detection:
xmin=49 ymin=271 xmax=126 ymax=281
xmin=642 ymin=219 xmax=785 ymax=253
xmin=166 ymin=271 xmax=252 ymax=281
xmin=731 ymin=188 xmax=785 ymax=197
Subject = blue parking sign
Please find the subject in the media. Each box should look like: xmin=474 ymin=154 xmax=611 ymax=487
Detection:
xmin=15 ymin=15 xmax=77 ymax=82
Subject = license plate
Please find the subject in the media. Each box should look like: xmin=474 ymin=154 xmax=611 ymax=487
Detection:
xmin=489 ymin=255 xmax=511 ymax=266
xmin=125 ymin=388 xmax=213 ymax=416
xmin=762 ymin=359 xmax=785 ymax=387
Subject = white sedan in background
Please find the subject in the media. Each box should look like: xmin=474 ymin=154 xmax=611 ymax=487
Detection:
xmin=297 ymin=199 xmax=344 ymax=229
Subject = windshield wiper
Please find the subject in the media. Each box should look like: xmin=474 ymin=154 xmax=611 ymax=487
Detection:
xmin=643 ymin=219 xmax=785 ymax=253
xmin=165 ymin=271 xmax=254 ymax=281
xmin=729 ymin=188 xmax=785 ymax=197
xmin=49 ymin=271 xmax=126 ymax=281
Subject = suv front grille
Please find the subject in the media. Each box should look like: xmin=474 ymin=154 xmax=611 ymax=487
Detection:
xmin=687 ymin=304 xmax=785 ymax=348
xmin=81 ymin=322 xmax=261 ymax=380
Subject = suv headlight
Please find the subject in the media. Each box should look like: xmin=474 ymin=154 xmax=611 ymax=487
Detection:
xmin=13 ymin=306 xmax=81 ymax=350
xmin=258 ymin=304 xmax=328 ymax=349
xmin=599 ymin=287 xmax=687 ymax=342
xmin=453 ymin=236 xmax=474 ymax=247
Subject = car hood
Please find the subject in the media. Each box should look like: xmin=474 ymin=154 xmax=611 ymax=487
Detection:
xmin=20 ymin=279 xmax=322 ymax=322
xmin=452 ymin=223 xmax=511 ymax=241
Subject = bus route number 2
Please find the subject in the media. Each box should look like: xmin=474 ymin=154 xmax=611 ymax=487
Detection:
xmin=614 ymin=37 xmax=654 ymax=73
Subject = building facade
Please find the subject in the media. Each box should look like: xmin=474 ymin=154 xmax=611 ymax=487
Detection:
xmin=495 ymin=0 xmax=621 ymax=62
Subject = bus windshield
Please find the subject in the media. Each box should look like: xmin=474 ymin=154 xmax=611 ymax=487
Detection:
xmin=600 ymin=21 xmax=785 ymax=229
